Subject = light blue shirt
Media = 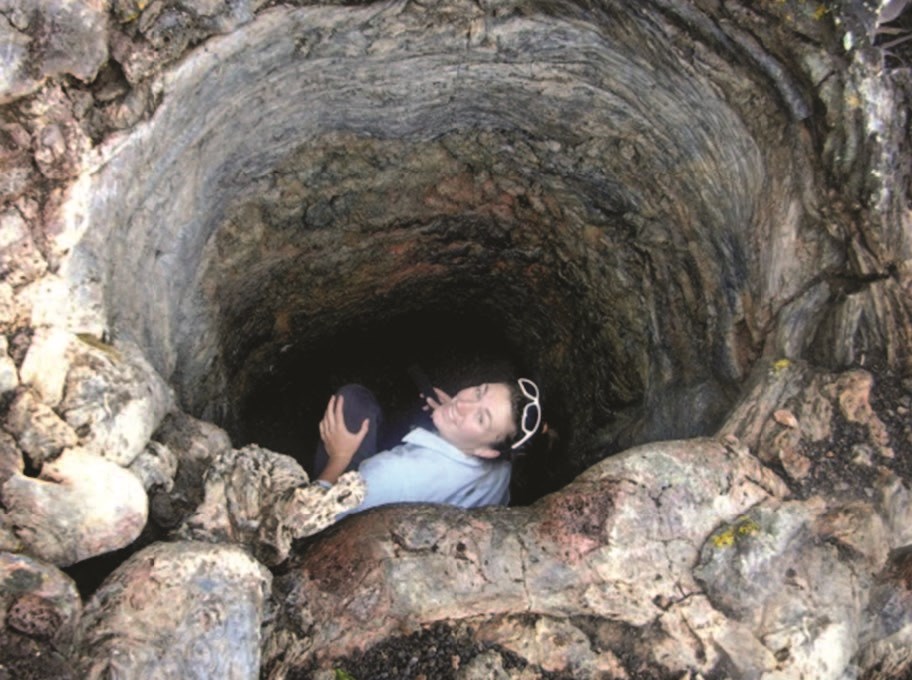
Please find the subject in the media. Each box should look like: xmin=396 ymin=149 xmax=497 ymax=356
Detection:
xmin=344 ymin=427 xmax=511 ymax=516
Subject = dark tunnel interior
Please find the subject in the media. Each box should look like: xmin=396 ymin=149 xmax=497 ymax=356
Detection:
xmin=231 ymin=307 xmax=574 ymax=506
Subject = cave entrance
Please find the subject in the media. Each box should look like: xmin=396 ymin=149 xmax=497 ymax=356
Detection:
xmin=63 ymin=0 xmax=797 ymax=523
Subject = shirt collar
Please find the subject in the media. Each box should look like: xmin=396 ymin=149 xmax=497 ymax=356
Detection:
xmin=403 ymin=427 xmax=486 ymax=465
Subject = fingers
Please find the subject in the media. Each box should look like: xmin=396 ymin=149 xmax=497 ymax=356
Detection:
xmin=321 ymin=394 xmax=347 ymax=428
xmin=318 ymin=415 xmax=329 ymax=445
xmin=322 ymin=394 xmax=336 ymax=426
xmin=427 ymin=387 xmax=451 ymax=411
xmin=321 ymin=394 xmax=363 ymax=437
xmin=333 ymin=394 xmax=347 ymax=423
xmin=353 ymin=418 xmax=370 ymax=447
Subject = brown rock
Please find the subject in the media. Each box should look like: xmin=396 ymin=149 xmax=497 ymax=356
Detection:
xmin=0 ymin=551 xmax=81 ymax=650
xmin=265 ymin=439 xmax=790 ymax=675
xmin=780 ymin=444 xmax=812 ymax=481
xmin=814 ymin=501 xmax=890 ymax=566
xmin=8 ymin=592 xmax=64 ymax=639
xmin=4 ymin=389 xmax=78 ymax=468
xmin=773 ymin=408 xmax=799 ymax=429
xmin=838 ymin=370 xmax=892 ymax=447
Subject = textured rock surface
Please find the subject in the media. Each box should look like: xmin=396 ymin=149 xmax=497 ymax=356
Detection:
xmin=0 ymin=551 xmax=81 ymax=679
xmin=0 ymin=447 xmax=148 ymax=566
xmin=58 ymin=337 xmax=174 ymax=466
xmin=74 ymin=541 xmax=271 ymax=679
xmin=0 ymin=0 xmax=109 ymax=105
xmin=264 ymin=437 xmax=787 ymax=675
xmin=0 ymin=0 xmax=909 ymax=677
xmin=144 ymin=410 xmax=233 ymax=532
xmin=262 ymin=364 xmax=912 ymax=679
xmin=174 ymin=443 xmax=365 ymax=565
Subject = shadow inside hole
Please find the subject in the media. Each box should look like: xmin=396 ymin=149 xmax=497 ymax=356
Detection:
xmin=232 ymin=309 xmax=566 ymax=505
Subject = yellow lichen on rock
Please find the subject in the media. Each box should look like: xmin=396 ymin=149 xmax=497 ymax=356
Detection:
xmin=710 ymin=517 xmax=761 ymax=548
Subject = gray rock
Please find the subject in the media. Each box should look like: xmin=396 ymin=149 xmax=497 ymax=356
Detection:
xmin=0 ymin=123 xmax=34 ymax=203
xmin=75 ymin=541 xmax=271 ymax=680
xmin=474 ymin=616 xmax=625 ymax=679
xmin=695 ymin=500 xmax=864 ymax=676
xmin=0 ymin=0 xmax=109 ymax=104
xmin=59 ymin=338 xmax=174 ymax=466
xmin=0 ymin=552 xmax=81 ymax=678
xmin=147 ymin=411 xmax=232 ymax=530
xmin=128 ymin=439 xmax=177 ymax=492
xmin=855 ymin=546 xmax=912 ymax=679
xmin=110 ymin=0 xmax=254 ymax=85
xmin=456 ymin=650 xmax=512 ymax=680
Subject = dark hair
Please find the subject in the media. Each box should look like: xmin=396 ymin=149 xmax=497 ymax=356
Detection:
xmin=490 ymin=380 xmax=531 ymax=459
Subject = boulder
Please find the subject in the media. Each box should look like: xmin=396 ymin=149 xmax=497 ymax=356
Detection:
xmin=0 ymin=552 xmax=82 ymax=679
xmin=74 ymin=541 xmax=271 ymax=680
xmin=0 ymin=447 xmax=147 ymax=566
xmin=174 ymin=443 xmax=365 ymax=566
xmin=59 ymin=338 xmax=174 ymax=466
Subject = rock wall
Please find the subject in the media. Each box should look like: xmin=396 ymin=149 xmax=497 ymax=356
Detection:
xmin=0 ymin=0 xmax=910 ymax=678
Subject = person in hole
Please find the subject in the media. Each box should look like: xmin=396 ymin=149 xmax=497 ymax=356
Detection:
xmin=313 ymin=376 xmax=542 ymax=517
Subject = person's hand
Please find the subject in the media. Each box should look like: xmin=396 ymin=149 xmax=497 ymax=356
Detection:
xmin=424 ymin=387 xmax=452 ymax=412
xmin=318 ymin=395 xmax=368 ymax=483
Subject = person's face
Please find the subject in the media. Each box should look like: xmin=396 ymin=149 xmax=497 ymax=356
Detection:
xmin=431 ymin=382 xmax=516 ymax=458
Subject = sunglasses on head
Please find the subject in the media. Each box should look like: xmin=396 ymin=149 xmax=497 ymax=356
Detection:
xmin=512 ymin=378 xmax=542 ymax=450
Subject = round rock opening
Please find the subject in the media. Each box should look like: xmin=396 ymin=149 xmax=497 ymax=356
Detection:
xmin=1 ymin=1 xmax=911 ymax=678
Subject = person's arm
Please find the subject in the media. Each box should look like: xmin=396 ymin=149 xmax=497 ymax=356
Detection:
xmin=317 ymin=394 xmax=369 ymax=485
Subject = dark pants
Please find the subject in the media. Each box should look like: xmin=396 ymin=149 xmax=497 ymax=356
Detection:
xmin=313 ymin=384 xmax=383 ymax=478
